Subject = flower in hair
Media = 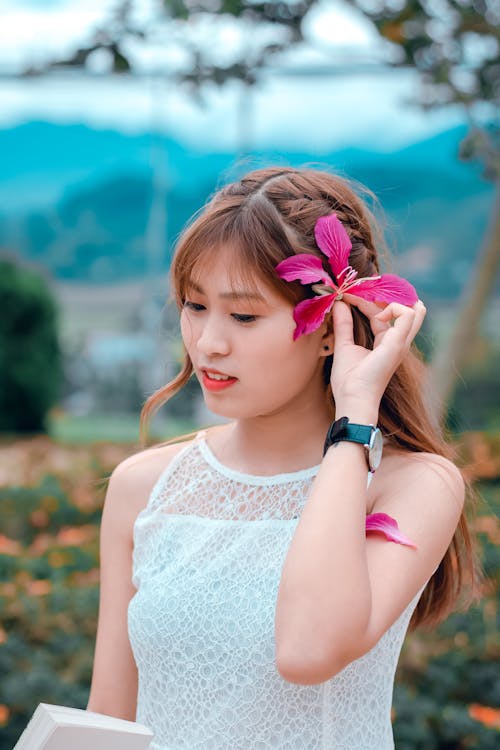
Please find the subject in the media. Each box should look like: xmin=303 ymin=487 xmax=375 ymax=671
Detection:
xmin=275 ymin=213 xmax=419 ymax=340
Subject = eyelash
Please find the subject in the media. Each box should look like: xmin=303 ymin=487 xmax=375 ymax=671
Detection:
xmin=183 ymin=301 xmax=257 ymax=324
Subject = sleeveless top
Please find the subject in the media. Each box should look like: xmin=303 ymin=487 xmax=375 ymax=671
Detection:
xmin=128 ymin=432 xmax=426 ymax=750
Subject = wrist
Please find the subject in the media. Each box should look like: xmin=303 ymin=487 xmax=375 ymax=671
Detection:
xmin=323 ymin=416 xmax=384 ymax=471
xmin=323 ymin=439 xmax=367 ymax=460
xmin=334 ymin=402 xmax=380 ymax=425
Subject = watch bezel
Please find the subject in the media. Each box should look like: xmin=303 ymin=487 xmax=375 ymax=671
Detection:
xmin=368 ymin=427 xmax=383 ymax=472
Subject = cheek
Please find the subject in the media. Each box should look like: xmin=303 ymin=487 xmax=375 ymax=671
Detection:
xmin=256 ymin=331 xmax=320 ymax=381
xmin=180 ymin=312 xmax=195 ymax=350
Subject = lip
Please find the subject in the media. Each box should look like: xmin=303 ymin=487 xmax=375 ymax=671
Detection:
xmin=200 ymin=368 xmax=238 ymax=392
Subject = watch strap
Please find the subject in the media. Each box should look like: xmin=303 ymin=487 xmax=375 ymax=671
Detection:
xmin=343 ymin=423 xmax=375 ymax=445
xmin=323 ymin=417 xmax=375 ymax=457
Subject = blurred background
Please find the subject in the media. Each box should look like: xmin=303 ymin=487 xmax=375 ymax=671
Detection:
xmin=0 ymin=1 xmax=499 ymax=747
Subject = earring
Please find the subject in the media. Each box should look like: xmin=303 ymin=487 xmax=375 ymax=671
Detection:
xmin=323 ymin=345 xmax=330 ymax=351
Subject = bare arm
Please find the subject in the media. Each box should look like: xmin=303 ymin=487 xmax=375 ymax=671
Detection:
xmin=274 ymin=440 xmax=464 ymax=684
xmin=275 ymin=298 xmax=464 ymax=684
xmin=86 ymin=442 xmax=187 ymax=719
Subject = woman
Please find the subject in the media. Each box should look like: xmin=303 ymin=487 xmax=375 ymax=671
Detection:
xmin=87 ymin=167 xmax=475 ymax=748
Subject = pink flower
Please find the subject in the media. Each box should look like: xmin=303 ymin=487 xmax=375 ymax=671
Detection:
xmin=275 ymin=213 xmax=419 ymax=340
xmin=365 ymin=513 xmax=417 ymax=548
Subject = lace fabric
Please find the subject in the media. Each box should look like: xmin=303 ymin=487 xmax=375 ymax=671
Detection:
xmin=128 ymin=433 xmax=423 ymax=749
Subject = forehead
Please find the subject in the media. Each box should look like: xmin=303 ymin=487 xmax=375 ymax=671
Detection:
xmin=185 ymin=244 xmax=280 ymax=304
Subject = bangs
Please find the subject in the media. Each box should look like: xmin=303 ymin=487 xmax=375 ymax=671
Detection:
xmin=172 ymin=193 xmax=305 ymax=307
xmin=186 ymin=242 xmax=266 ymax=303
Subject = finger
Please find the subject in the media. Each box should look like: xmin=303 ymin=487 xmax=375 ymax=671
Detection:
xmin=332 ymin=299 xmax=354 ymax=347
xmin=374 ymin=302 xmax=416 ymax=350
xmin=342 ymin=292 xmax=386 ymax=318
xmin=397 ymin=299 xmax=426 ymax=350
xmin=406 ymin=299 xmax=426 ymax=348
xmin=342 ymin=292 xmax=390 ymax=338
xmin=345 ymin=295 xmax=425 ymax=354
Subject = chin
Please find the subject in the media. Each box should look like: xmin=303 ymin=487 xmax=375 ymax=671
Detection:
xmin=204 ymin=393 xmax=291 ymax=422
xmin=201 ymin=393 xmax=260 ymax=421
xmin=204 ymin=404 xmax=251 ymax=421
xmin=201 ymin=395 xmax=241 ymax=420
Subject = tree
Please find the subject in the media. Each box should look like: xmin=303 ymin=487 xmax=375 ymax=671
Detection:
xmin=0 ymin=257 xmax=62 ymax=433
xmin=349 ymin=0 xmax=500 ymax=412
xmin=27 ymin=1 xmax=315 ymax=88
xmin=26 ymin=0 xmax=499 ymax=413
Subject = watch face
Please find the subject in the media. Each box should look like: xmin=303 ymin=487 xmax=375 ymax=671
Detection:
xmin=368 ymin=428 xmax=383 ymax=471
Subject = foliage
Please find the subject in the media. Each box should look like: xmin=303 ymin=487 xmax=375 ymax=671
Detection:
xmin=357 ymin=0 xmax=499 ymax=177
xmin=354 ymin=1 xmax=499 ymax=412
xmin=447 ymin=346 xmax=500 ymax=431
xmin=0 ymin=438 xmax=131 ymax=747
xmin=393 ymin=477 xmax=500 ymax=748
xmin=48 ymin=411 xmax=196 ymax=445
xmin=0 ymin=257 xmax=62 ymax=434
xmin=19 ymin=1 xmax=499 ymax=416
xmin=31 ymin=1 xmax=499 ymax=166
xmin=0 ymin=434 xmax=499 ymax=748
xmin=28 ymin=0 xmax=314 ymax=86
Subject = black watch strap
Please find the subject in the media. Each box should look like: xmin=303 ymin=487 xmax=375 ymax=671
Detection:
xmin=323 ymin=417 xmax=375 ymax=457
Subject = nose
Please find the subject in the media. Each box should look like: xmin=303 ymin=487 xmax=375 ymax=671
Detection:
xmin=196 ymin=314 xmax=231 ymax=357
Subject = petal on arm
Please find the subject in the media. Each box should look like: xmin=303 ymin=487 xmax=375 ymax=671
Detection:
xmin=365 ymin=512 xmax=418 ymax=549
xmin=292 ymin=294 xmax=336 ymax=340
xmin=314 ymin=214 xmax=352 ymax=280
xmin=276 ymin=255 xmax=333 ymax=285
xmin=348 ymin=274 xmax=419 ymax=306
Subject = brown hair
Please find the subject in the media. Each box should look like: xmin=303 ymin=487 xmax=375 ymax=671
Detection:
xmin=140 ymin=166 xmax=480 ymax=629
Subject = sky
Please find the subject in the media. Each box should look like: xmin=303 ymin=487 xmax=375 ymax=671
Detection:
xmin=0 ymin=0 xmax=381 ymax=72
xmin=0 ymin=0 xmax=467 ymax=151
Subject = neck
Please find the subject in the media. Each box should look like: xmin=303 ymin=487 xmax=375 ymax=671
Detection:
xmin=210 ymin=387 xmax=333 ymax=476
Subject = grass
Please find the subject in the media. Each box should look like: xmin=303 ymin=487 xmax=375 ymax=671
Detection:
xmin=48 ymin=411 xmax=197 ymax=445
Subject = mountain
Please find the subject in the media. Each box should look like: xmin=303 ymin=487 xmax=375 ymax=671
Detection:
xmin=0 ymin=121 xmax=494 ymax=297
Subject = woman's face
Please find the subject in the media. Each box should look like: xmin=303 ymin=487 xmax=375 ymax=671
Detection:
xmin=180 ymin=247 xmax=332 ymax=421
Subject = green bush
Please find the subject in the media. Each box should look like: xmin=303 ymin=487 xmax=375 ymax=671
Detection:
xmin=447 ymin=347 xmax=500 ymax=432
xmin=0 ymin=474 xmax=101 ymax=747
xmin=0 ymin=256 xmax=62 ymax=434
xmin=0 ymin=443 xmax=498 ymax=748
xmin=392 ymin=480 xmax=500 ymax=747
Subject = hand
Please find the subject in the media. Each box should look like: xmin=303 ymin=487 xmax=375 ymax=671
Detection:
xmin=330 ymin=294 xmax=426 ymax=413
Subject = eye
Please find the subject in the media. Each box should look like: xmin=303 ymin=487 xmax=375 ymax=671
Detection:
xmin=232 ymin=314 xmax=257 ymax=323
xmin=183 ymin=301 xmax=205 ymax=311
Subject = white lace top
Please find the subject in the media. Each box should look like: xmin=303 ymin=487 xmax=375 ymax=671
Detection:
xmin=128 ymin=432 xmax=425 ymax=749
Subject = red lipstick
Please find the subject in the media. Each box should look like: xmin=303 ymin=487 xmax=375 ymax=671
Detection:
xmin=201 ymin=369 xmax=238 ymax=392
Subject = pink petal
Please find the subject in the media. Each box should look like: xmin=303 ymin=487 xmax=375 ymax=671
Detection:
xmin=314 ymin=214 xmax=352 ymax=281
xmin=365 ymin=512 xmax=417 ymax=548
xmin=346 ymin=274 xmax=419 ymax=306
xmin=292 ymin=294 xmax=336 ymax=340
xmin=276 ymin=255 xmax=333 ymax=285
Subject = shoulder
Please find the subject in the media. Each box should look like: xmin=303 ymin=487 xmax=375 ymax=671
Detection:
xmin=110 ymin=438 xmax=193 ymax=488
xmin=102 ymin=438 xmax=196 ymax=538
xmin=380 ymin=449 xmax=464 ymax=498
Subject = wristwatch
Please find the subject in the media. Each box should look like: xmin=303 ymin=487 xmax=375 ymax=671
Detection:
xmin=322 ymin=416 xmax=383 ymax=473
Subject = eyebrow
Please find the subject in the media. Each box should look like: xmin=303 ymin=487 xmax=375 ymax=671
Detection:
xmin=188 ymin=281 xmax=265 ymax=302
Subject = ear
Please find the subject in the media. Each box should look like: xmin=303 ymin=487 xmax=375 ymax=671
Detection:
xmin=319 ymin=320 xmax=334 ymax=358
